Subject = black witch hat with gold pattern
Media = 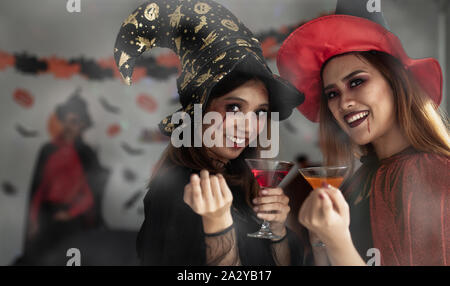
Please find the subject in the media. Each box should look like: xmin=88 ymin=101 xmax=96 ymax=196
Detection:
xmin=114 ymin=0 xmax=304 ymax=136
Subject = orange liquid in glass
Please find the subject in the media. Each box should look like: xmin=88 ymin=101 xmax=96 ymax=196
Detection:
xmin=304 ymin=176 xmax=344 ymax=189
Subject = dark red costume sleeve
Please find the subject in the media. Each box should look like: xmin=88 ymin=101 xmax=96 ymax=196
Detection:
xmin=370 ymin=151 xmax=449 ymax=265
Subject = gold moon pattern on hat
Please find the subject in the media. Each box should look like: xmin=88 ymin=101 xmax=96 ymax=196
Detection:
xmin=194 ymin=2 xmax=211 ymax=15
xmin=221 ymin=19 xmax=239 ymax=31
xmin=144 ymin=3 xmax=160 ymax=21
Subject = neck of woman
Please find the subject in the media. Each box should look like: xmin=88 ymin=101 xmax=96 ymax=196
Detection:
xmin=371 ymin=122 xmax=411 ymax=160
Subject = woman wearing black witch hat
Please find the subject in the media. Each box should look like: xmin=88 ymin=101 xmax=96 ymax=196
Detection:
xmin=114 ymin=0 xmax=304 ymax=265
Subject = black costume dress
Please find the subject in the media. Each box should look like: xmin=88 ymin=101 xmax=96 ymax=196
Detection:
xmin=137 ymin=164 xmax=304 ymax=266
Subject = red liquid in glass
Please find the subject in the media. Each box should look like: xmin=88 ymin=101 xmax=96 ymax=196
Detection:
xmin=251 ymin=169 xmax=289 ymax=188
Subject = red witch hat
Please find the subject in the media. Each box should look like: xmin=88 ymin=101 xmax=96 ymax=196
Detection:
xmin=277 ymin=0 xmax=443 ymax=122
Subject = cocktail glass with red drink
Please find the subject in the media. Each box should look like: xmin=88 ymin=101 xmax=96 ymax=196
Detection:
xmin=245 ymin=159 xmax=294 ymax=240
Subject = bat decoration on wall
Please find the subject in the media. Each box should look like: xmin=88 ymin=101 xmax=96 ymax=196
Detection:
xmin=99 ymin=97 xmax=121 ymax=114
xmin=123 ymin=168 xmax=137 ymax=183
xmin=16 ymin=124 xmax=39 ymax=138
xmin=121 ymin=142 xmax=145 ymax=156
xmin=2 ymin=181 xmax=18 ymax=196
xmin=14 ymin=53 xmax=47 ymax=74
xmin=139 ymin=128 xmax=169 ymax=144
xmin=69 ymin=57 xmax=113 ymax=80
xmin=123 ymin=189 xmax=145 ymax=210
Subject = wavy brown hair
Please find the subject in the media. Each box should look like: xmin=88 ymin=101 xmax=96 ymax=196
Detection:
xmin=319 ymin=51 xmax=450 ymax=171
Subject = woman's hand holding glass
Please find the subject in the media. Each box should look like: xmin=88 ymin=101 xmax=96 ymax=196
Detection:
xmin=252 ymin=187 xmax=290 ymax=239
xmin=298 ymin=183 xmax=351 ymax=250
xmin=183 ymin=170 xmax=234 ymax=234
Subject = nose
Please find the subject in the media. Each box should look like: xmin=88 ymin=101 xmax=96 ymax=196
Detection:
xmin=339 ymin=91 xmax=356 ymax=112
xmin=235 ymin=112 xmax=258 ymax=137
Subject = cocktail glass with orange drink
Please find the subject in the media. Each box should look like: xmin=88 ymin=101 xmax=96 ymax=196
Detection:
xmin=298 ymin=166 xmax=349 ymax=190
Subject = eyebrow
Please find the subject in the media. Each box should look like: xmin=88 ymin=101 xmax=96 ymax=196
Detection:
xmin=223 ymin=96 xmax=269 ymax=107
xmin=323 ymin=70 xmax=367 ymax=92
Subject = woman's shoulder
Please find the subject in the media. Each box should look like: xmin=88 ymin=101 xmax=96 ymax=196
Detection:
xmin=383 ymin=150 xmax=449 ymax=195
xmin=379 ymin=148 xmax=448 ymax=170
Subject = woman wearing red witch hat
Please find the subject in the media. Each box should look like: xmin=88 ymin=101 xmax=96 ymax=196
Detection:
xmin=277 ymin=0 xmax=449 ymax=266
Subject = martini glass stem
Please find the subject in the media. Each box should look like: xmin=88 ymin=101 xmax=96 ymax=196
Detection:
xmin=260 ymin=220 xmax=271 ymax=231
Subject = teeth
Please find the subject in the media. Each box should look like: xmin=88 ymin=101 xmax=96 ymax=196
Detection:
xmin=227 ymin=136 xmax=245 ymax=144
xmin=347 ymin=111 xmax=369 ymax=124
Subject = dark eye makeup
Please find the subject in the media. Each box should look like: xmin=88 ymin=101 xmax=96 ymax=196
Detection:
xmin=325 ymin=77 xmax=366 ymax=100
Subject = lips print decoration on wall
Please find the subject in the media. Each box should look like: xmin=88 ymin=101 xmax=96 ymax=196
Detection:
xmin=13 ymin=88 xmax=34 ymax=108
xmin=137 ymin=94 xmax=157 ymax=113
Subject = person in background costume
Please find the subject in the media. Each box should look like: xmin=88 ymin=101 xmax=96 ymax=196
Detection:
xmin=277 ymin=0 xmax=449 ymax=265
xmin=21 ymin=90 xmax=110 ymax=265
xmin=114 ymin=0 xmax=305 ymax=265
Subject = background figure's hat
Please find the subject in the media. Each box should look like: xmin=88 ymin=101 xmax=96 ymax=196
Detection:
xmin=277 ymin=0 xmax=443 ymax=122
xmin=114 ymin=0 xmax=304 ymax=135
xmin=56 ymin=88 xmax=93 ymax=128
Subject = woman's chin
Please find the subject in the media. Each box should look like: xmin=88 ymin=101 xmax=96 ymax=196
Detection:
xmin=349 ymin=134 xmax=373 ymax=146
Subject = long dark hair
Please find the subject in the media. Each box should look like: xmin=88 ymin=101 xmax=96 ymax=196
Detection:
xmin=151 ymin=71 xmax=269 ymax=206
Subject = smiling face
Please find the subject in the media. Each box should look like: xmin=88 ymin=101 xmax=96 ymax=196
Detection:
xmin=203 ymin=79 xmax=269 ymax=162
xmin=322 ymin=54 xmax=398 ymax=146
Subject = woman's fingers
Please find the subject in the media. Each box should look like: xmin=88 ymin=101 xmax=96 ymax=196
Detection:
xmin=319 ymin=190 xmax=333 ymax=215
xmin=323 ymin=185 xmax=349 ymax=215
xmin=183 ymin=183 xmax=192 ymax=205
xmin=190 ymin=173 xmax=204 ymax=209
xmin=254 ymin=202 xmax=290 ymax=214
xmin=209 ymin=174 xmax=223 ymax=204
xmin=217 ymin=174 xmax=232 ymax=202
xmin=256 ymin=211 xmax=286 ymax=222
xmin=252 ymin=194 xmax=289 ymax=205
xmin=200 ymin=170 xmax=213 ymax=204
xmin=298 ymin=193 xmax=313 ymax=225
xmin=259 ymin=187 xmax=284 ymax=196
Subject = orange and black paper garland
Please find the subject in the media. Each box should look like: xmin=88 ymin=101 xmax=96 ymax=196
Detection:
xmin=0 ymin=19 xmax=312 ymax=82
